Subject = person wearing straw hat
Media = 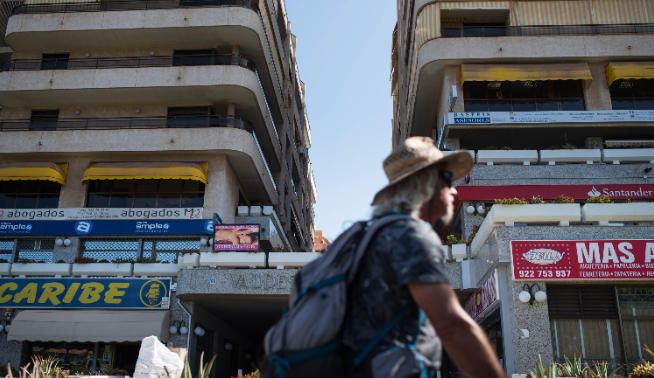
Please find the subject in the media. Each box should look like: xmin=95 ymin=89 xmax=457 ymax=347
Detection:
xmin=342 ymin=137 xmax=505 ymax=378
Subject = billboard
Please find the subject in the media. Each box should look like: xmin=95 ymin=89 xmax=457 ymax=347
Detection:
xmin=446 ymin=110 xmax=654 ymax=125
xmin=0 ymin=207 xmax=203 ymax=221
xmin=457 ymin=184 xmax=654 ymax=202
xmin=213 ymin=224 xmax=260 ymax=251
xmin=512 ymin=240 xmax=654 ymax=281
xmin=0 ymin=219 xmax=214 ymax=236
xmin=0 ymin=277 xmax=171 ymax=309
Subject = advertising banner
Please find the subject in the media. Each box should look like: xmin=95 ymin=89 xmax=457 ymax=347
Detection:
xmin=0 ymin=207 xmax=203 ymax=221
xmin=457 ymin=184 xmax=654 ymax=202
xmin=512 ymin=240 xmax=654 ymax=281
xmin=213 ymin=224 xmax=260 ymax=251
xmin=464 ymin=269 xmax=499 ymax=321
xmin=0 ymin=219 xmax=214 ymax=236
xmin=0 ymin=277 xmax=172 ymax=309
xmin=446 ymin=110 xmax=654 ymax=125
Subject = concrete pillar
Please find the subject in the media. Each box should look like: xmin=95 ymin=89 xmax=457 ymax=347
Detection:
xmin=202 ymin=156 xmax=238 ymax=224
xmin=58 ymin=158 xmax=91 ymax=208
xmin=584 ymin=62 xmax=613 ymax=110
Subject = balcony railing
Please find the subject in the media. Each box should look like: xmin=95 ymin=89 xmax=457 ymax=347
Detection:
xmin=0 ymin=115 xmax=253 ymax=132
xmin=1 ymin=54 xmax=256 ymax=72
xmin=11 ymin=0 xmax=258 ymax=15
xmin=441 ymin=23 xmax=654 ymax=38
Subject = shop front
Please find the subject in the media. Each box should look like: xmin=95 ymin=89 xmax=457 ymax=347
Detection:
xmin=512 ymin=239 xmax=654 ymax=369
xmin=0 ymin=277 xmax=172 ymax=374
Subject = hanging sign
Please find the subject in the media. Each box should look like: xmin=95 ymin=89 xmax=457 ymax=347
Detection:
xmin=512 ymin=240 xmax=654 ymax=281
xmin=0 ymin=277 xmax=172 ymax=309
xmin=464 ymin=269 xmax=499 ymax=321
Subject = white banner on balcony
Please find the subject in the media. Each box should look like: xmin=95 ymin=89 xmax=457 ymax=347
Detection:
xmin=0 ymin=207 xmax=204 ymax=221
xmin=446 ymin=110 xmax=654 ymax=125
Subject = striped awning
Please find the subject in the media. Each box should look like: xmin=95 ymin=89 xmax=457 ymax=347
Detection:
xmin=461 ymin=63 xmax=592 ymax=83
xmin=82 ymin=162 xmax=208 ymax=184
xmin=0 ymin=162 xmax=66 ymax=184
xmin=606 ymin=62 xmax=654 ymax=85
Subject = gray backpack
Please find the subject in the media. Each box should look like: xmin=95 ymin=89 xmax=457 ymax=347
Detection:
xmin=262 ymin=214 xmax=412 ymax=378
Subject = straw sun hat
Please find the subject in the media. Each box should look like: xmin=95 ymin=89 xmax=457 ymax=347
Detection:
xmin=371 ymin=136 xmax=473 ymax=205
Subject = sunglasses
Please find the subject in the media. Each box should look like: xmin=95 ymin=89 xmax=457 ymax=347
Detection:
xmin=439 ymin=170 xmax=454 ymax=188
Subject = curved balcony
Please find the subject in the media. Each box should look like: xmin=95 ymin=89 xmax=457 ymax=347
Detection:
xmin=12 ymin=0 xmax=258 ymax=14
xmin=0 ymin=62 xmax=280 ymax=169
xmin=0 ymin=125 xmax=277 ymax=203
xmin=407 ymin=28 xmax=654 ymax=137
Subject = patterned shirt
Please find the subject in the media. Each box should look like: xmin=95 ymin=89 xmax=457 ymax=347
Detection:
xmin=342 ymin=217 xmax=450 ymax=376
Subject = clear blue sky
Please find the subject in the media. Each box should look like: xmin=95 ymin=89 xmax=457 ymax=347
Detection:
xmin=285 ymin=0 xmax=396 ymax=241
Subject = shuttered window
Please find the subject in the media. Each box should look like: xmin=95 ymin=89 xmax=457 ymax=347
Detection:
xmin=548 ymin=285 xmax=618 ymax=319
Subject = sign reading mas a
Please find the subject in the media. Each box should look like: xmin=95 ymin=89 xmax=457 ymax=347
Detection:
xmin=0 ymin=278 xmax=171 ymax=309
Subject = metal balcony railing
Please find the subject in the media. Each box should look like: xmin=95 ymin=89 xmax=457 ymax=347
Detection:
xmin=1 ymin=54 xmax=256 ymax=72
xmin=441 ymin=23 xmax=654 ymax=38
xmin=0 ymin=115 xmax=253 ymax=132
xmin=11 ymin=0 xmax=258 ymax=14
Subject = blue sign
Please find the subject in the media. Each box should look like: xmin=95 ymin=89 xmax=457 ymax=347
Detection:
xmin=0 ymin=219 xmax=213 ymax=236
xmin=0 ymin=277 xmax=172 ymax=309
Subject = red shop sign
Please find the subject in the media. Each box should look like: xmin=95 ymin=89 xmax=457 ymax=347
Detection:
xmin=457 ymin=184 xmax=654 ymax=201
xmin=464 ymin=269 xmax=499 ymax=321
xmin=512 ymin=240 xmax=654 ymax=281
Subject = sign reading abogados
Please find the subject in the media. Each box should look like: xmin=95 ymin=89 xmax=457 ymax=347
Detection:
xmin=0 ymin=278 xmax=171 ymax=309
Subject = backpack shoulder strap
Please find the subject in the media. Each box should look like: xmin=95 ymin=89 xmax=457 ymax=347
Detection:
xmin=347 ymin=214 xmax=414 ymax=281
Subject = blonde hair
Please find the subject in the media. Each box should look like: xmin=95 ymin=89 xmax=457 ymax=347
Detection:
xmin=372 ymin=167 xmax=441 ymax=218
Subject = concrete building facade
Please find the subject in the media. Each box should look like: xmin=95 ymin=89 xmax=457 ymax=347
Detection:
xmin=0 ymin=0 xmax=316 ymax=376
xmin=393 ymin=0 xmax=654 ymax=376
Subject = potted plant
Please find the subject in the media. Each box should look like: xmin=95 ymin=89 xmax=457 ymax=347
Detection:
xmin=10 ymin=258 xmax=71 ymax=276
xmin=72 ymin=256 xmax=133 ymax=276
xmin=133 ymin=255 xmax=179 ymax=276
xmin=444 ymin=234 xmax=466 ymax=261
xmin=491 ymin=197 xmax=581 ymax=226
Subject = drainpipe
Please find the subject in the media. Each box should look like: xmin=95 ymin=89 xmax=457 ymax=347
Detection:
xmin=178 ymin=300 xmax=192 ymax=353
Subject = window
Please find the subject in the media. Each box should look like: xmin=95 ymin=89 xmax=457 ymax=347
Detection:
xmin=30 ymin=110 xmax=59 ymax=131
xmin=172 ymin=50 xmax=215 ymax=66
xmin=464 ymin=80 xmax=585 ymax=112
xmin=549 ymin=285 xmax=654 ymax=367
xmin=167 ymin=107 xmax=212 ymax=128
xmin=0 ymin=181 xmax=61 ymax=208
xmin=81 ymin=238 xmax=200 ymax=263
xmin=86 ymin=179 xmax=204 ymax=208
xmin=0 ymin=239 xmax=55 ymax=263
xmin=610 ymin=79 xmax=654 ymax=110
xmin=442 ymin=22 xmax=507 ymax=38
xmin=40 ymin=53 xmax=69 ymax=70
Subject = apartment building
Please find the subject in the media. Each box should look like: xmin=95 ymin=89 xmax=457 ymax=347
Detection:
xmin=393 ymin=1 xmax=654 ymax=376
xmin=0 ymin=0 xmax=316 ymax=376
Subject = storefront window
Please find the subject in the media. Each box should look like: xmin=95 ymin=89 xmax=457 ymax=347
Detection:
xmin=464 ymin=80 xmax=585 ymax=112
xmin=610 ymin=79 xmax=654 ymax=110
xmin=0 ymin=239 xmax=55 ymax=263
xmin=549 ymin=285 xmax=654 ymax=368
xmin=0 ymin=181 xmax=61 ymax=208
xmin=29 ymin=342 xmax=138 ymax=375
xmin=81 ymin=238 xmax=200 ymax=262
xmin=86 ymin=179 xmax=205 ymax=208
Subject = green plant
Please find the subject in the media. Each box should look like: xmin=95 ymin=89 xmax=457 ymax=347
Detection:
xmin=631 ymin=346 xmax=654 ymax=377
xmin=466 ymin=225 xmax=480 ymax=245
xmin=553 ymin=194 xmax=575 ymax=204
xmin=586 ymin=195 xmax=614 ymax=204
xmin=137 ymin=255 xmax=158 ymax=263
xmin=9 ymin=356 xmax=69 ymax=378
xmin=528 ymin=355 xmax=558 ymax=378
xmin=529 ymin=196 xmax=545 ymax=204
xmin=73 ymin=256 xmax=98 ymax=264
xmin=244 ymin=370 xmax=261 ymax=378
xmin=111 ymin=257 xmax=136 ymax=264
xmin=182 ymin=352 xmax=216 ymax=378
xmin=494 ymin=197 xmax=529 ymax=205
xmin=445 ymin=234 xmax=465 ymax=245
xmin=558 ymin=356 xmax=588 ymax=377
xmin=592 ymin=361 xmax=611 ymax=378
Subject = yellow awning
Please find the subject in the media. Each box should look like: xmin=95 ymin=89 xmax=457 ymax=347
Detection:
xmin=83 ymin=162 xmax=208 ymax=184
xmin=606 ymin=62 xmax=654 ymax=85
xmin=0 ymin=162 xmax=66 ymax=184
xmin=461 ymin=63 xmax=593 ymax=83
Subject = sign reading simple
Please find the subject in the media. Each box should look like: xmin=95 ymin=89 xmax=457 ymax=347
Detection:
xmin=0 ymin=278 xmax=171 ymax=309
xmin=512 ymin=240 xmax=654 ymax=281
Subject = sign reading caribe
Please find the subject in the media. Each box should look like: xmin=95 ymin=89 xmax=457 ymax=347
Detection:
xmin=0 ymin=278 xmax=171 ymax=309
xmin=512 ymin=240 xmax=654 ymax=281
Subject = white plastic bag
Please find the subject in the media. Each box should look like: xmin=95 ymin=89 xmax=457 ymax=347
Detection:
xmin=133 ymin=336 xmax=184 ymax=378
